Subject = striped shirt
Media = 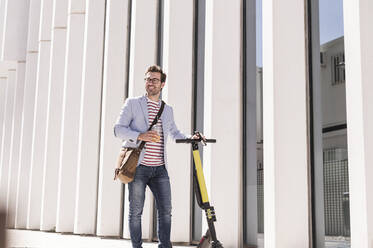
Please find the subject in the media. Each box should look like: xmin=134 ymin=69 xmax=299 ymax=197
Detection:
xmin=141 ymin=98 xmax=165 ymax=166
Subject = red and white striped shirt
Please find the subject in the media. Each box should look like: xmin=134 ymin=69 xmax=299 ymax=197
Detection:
xmin=141 ymin=98 xmax=165 ymax=166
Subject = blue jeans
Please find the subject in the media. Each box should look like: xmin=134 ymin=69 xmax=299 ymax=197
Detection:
xmin=128 ymin=165 xmax=172 ymax=248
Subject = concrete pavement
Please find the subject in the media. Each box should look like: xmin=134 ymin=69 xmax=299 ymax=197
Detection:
xmin=6 ymin=229 xmax=194 ymax=248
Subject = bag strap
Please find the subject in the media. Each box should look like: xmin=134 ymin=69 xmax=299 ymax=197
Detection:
xmin=138 ymin=100 xmax=165 ymax=150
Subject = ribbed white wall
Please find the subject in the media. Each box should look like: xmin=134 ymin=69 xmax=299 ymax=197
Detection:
xmin=0 ymin=69 xmax=17 ymax=211
xmin=0 ymin=0 xmax=30 ymax=60
xmin=203 ymin=1 xmax=243 ymax=247
xmin=161 ymin=0 xmax=193 ymax=242
xmin=27 ymin=0 xmax=54 ymax=229
xmin=344 ymin=1 xmax=373 ymax=247
xmin=6 ymin=61 xmax=26 ymax=228
xmin=74 ymin=0 xmax=105 ymax=235
xmin=96 ymin=0 xmax=129 ymax=237
xmin=124 ymin=0 xmax=158 ymax=240
xmin=0 ymin=68 xmax=8 ymax=171
xmin=0 ymin=1 xmax=7 ymax=52
xmin=127 ymin=0 xmax=158 ymax=98
xmin=15 ymin=0 xmax=42 ymax=229
xmin=56 ymin=0 xmax=86 ymax=233
xmin=0 ymin=65 xmax=11 ymax=194
xmin=40 ymin=0 xmax=69 ymax=231
xmin=0 ymin=74 xmax=7 ymax=163
xmin=263 ymin=0 xmax=310 ymax=247
xmin=0 ymin=0 xmax=30 ymax=229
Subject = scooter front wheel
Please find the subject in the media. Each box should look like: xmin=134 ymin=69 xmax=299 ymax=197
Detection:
xmin=211 ymin=241 xmax=224 ymax=248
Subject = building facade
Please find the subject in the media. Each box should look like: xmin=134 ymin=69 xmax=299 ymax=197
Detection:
xmin=0 ymin=0 xmax=372 ymax=248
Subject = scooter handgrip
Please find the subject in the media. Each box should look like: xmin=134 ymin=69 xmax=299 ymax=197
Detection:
xmin=175 ymin=139 xmax=216 ymax=143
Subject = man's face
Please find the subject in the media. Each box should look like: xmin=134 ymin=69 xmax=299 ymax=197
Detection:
xmin=145 ymin=72 xmax=165 ymax=96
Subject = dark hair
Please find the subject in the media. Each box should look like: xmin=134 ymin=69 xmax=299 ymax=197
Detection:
xmin=145 ymin=65 xmax=167 ymax=82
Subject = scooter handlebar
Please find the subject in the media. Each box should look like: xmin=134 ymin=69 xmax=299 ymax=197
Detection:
xmin=176 ymin=138 xmax=216 ymax=143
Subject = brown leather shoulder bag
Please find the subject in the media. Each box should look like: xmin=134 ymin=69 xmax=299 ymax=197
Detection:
xmin=114 ymin=101 xmax=165 ymax=184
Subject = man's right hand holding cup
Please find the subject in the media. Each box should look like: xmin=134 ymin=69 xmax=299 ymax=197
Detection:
xmin=138 ymin=130 xmax=160 ymax=142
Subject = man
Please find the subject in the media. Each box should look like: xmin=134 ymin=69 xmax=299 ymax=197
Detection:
xmin=114 ymin=65 xmax=191 ymax=248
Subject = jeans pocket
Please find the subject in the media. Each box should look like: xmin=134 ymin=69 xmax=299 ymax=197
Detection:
xmin=158 ymin=165 xmax=169 ymax=180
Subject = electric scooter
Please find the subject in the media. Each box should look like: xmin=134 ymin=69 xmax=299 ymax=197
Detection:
xmin=176 ymin=132 xmax=224 ymax=248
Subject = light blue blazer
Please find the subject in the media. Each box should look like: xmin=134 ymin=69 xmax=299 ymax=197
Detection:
xmin=114 ymin=95 xmax=187 ymax=168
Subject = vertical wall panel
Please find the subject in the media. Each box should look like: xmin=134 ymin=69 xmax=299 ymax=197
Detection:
xmin=0 ymin=76 xmax=7 ymax=161
xmin=262 ymin=0 xmax=310 ymax=247
xmin=15 ymin=0 xmax=42 ymax=229
xmin=0 ymin=69 xmax=17 ymax=211
xmin=27 ymin=0 xmax=54 ymax=229
xmin=161 ymin=0 xmax=193 ymax=242
xmin=40 ymin=0 xmax=69 ymax=231
xmin=6 ymin=61 xmax=26 ymax=228
xmin=96 ymin=0 xmax=129 ymax=237
xmin=0 ymin=62 xmax=15 ymax=188
xmin=56 ymin=0 xmax=86 ymax=233
xmin=74 ymin=0 xmax=105 ymax=234
xmin=127 ymin=0 xmax=157 ymax=98
xmin=343 ymin=0 xmax=373 ymax=247
xmin=1 ymin=0 xmax=30 ymax=60
xmin=0 ymin=0 xmax=7 ymax=52
xmin=123 ymin=0 xmax=158 ymax=240
xmin=0 ymin=69 xmax=8 ymax=206
xmin=203 ymin=0 xmax=242 ymax=247
xmin=0 ymin=0 xmax=30 ymax=227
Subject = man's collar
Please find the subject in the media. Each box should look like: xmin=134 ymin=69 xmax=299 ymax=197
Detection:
xmin=145 ymin=93 xmax=161 ymax=105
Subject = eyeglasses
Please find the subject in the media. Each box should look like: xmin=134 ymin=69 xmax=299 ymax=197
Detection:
xmin=144 ymin=77 xmax=161 ymax=83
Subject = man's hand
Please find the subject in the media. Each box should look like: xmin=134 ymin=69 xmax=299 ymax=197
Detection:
xmin=138 ymin=130 xmax=160 ymax=142
xmin=191 ymin=131 xmax=206 ymax=142
xmin=191 ymin=134 xmax=200 ymax=139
